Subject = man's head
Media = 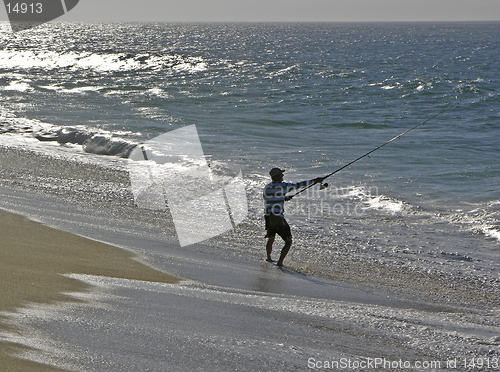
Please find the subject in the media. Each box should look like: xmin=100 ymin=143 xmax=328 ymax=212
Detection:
xmin=269 ymin=167 xmax=285 ymax=182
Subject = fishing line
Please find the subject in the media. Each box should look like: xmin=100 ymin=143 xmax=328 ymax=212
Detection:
xmin=289 ymin=102 xmax=459 ymax=199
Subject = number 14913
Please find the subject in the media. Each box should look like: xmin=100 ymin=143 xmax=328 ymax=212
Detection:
xmin=6 ymin=3 xmax=43 ymax=14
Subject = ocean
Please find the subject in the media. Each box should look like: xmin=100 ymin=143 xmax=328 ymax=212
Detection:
xmin=0 ymin=22 xmax=499 ymax=371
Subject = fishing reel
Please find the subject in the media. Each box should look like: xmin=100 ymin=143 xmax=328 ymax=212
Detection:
xmin=319 ymin=182 xmax=329 ymax=190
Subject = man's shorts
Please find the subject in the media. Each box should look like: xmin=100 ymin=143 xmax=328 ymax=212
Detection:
xmin=265 ymin=214 xmax=292 ymax=241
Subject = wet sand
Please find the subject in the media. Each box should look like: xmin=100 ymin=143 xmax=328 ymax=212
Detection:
xmin=0 ymin=208 xmax=179 ymax=372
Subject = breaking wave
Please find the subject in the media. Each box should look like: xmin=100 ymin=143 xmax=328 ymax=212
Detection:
xmin=0 ymin=114 xmax=139 ymax=158
xmin=36 ymin=128 xmax=138 ymax=158
xmin=443 ymin=201 xmax=500 ymax=244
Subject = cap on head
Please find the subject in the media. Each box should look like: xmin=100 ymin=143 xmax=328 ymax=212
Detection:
xmin=269 ymin=167 xmax=285 ymax=178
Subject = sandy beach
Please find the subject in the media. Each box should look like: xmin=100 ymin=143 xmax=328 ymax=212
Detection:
xmin=0 ymin=208 xmax=178 ymax=371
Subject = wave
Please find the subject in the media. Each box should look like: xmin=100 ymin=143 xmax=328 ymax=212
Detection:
xmin=82 ymin=134 xmax=138 ymax=158
xmin=2 ymin=81 xmax=33 ymax=92
xmin=337 ymin=185 xmax=407 ymax=215
xmin=0 ymin=50 xmax=207 ymax=74
xmin=444 ymin=201 xmax=500 ymax=244
xmin=36 ymin=128 xmax=138 ymax=158
xmin=0 ymin=113 xmax=139 ymax=158
xmin=358 ymin=189 xmax=500 ymax=244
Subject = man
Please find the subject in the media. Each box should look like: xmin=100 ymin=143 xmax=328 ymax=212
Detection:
xmin=263 ymin=167 xmax=324 ymax=266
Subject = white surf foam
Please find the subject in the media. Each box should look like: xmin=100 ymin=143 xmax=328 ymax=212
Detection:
xmin=0 ymin=50 xmax=207 ymax=73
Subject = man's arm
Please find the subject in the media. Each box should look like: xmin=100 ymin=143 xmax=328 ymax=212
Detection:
xmin=284 ymin=177 xmax=325 ymax=201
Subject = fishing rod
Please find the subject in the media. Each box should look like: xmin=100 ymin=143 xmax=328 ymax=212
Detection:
xmin=289 ymin=103 xmax=457 ymax=199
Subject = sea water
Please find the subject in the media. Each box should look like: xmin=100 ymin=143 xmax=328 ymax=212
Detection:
xmin=0 ymin=22 xmax=499 ymax=371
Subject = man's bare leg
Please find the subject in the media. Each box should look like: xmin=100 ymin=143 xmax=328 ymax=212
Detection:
xmin=266 ymin=237 xmax=275 ymax=262
xmin=277 ymin=238 xmax=292 ymax=267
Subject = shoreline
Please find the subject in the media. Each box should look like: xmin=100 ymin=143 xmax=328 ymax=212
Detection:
xmin=0 ymin=208 xmax=179 ymax=372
